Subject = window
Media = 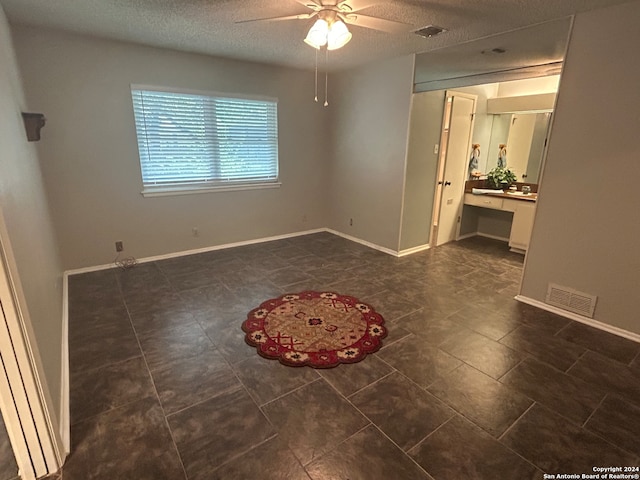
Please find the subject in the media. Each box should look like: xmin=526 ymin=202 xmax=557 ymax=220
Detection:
xmin=131 ymin=86 xmax=279 ymax=196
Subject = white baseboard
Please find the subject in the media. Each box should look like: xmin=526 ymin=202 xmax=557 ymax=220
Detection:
xmin=324 ymin=228 xmax=398 ymax=257
xmin=515 ymin=295 xmax=640 ymax=344
xmin=476 ymin=232 xmax=510 ymax=242
xmin=66 ymin=228 xmax=433 ymax=278
xmin=457 ymin=232 xmax=510 ymax=243
xmin=60 ymin=273 xmax=70 ymax=456
xmin=398 ymin=243 xmax=430 ymax=257
xmin=65 ymin=228 xmax=436 ymax=277
xmin=65 ymin=228 xmax=327 ymax=276
xmin=456 ymin=232 xmax=477 ymax=241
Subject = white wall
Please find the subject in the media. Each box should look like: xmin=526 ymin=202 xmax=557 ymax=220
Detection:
xmin=12 ymin=26 xmax=330 ymax=270
xmin=521 ymin=1 xmax=640 ymax=335
xmin=399 ymin=91 xmax=444 ymax=250
xmin=497 ymin=75 xmax=560 ymax=97
xmin=0 ymin=6 xmax=64 ymax=440
xmin=327 ymin=55 xmax=415 ymax=251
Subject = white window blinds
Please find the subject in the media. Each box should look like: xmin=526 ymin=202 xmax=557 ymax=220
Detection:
xmin=131 ymin=87 xmax=279 ymax=189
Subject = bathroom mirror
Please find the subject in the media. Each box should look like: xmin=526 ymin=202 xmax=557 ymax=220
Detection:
xmin=485 ymin=111 xmax=552 ymax=184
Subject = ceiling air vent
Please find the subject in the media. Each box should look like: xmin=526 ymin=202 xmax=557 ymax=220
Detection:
xmin=414 ymin=25 xmax=447 ymax=38
xmin=545 ymin=283 xmax=597 ymax=318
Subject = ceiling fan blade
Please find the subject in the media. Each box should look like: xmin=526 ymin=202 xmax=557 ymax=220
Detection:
xmin=343 ymin=13 xmax=413 ymax=34
xmin=236 ymin=12 xmax=315 ymax=24
xmin=337 ymin=0 xmax=380 ymax=13
xmin=294 ymin=0 xmax=322 ymax=10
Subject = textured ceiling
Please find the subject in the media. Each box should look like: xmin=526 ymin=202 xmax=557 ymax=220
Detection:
xmin=0 ymin=0 xmax=633 ymax=72
xmin=414 ymin=17 xmax=570 ymax=89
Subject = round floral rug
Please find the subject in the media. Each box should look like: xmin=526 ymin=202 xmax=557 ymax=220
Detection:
xmin=242 ymin=291 xmax=386 ymax=368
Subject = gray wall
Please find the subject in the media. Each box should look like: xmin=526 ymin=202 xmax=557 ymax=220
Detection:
xmin=0 ymin=7 xmax=63 ymax=430
xmin=327 ymin=55 xmax=414 ymax=251
xmin=521 ymin=0 xmax=640 ymax=335
xmin=399 ymin=91 xmax=444 ymax=251
xmin=12 ymin=26 xmax=330 ymax=270
xmin=459 ymin=206 xmax=513 ymax=240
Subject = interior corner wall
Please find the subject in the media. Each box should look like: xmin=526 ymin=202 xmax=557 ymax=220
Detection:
xmin=327 ymin=55 xmax=414 ymax=251
xmin=0 ymin=8 xmax=64 ymax=427
xmin=11 ymin=26 xmax=331 ymax=270
xmin=520 ymin=0 xmax=640 ymax=335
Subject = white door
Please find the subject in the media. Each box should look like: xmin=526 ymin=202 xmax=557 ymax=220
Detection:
xmin=434 ymin=92 xmax=476 ymax=246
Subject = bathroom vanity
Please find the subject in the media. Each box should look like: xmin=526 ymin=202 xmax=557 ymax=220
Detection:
xmin=462 ymin=187 xmax=537 ymax=253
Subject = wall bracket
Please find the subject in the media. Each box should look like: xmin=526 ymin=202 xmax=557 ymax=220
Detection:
xmin=21 ymin=112 xmax=46 ymax=142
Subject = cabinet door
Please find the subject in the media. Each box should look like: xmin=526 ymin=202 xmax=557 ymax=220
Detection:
xmin=509 ymin=203 xmax=536 ymax=251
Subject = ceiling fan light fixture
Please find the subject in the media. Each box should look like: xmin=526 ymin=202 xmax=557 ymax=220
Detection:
xmin=304 ymin=18 xmax=329 ymax=49
xmin=327 ymin=19 xmax=352 ymax=50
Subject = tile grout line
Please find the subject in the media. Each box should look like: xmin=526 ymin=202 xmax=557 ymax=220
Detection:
xmin=332 ymin=392 xmax=436 ymax=479
xmin=206 ymin=431 xmax=279 ymax=474
xmin=258 ymin=376 xmax=323 ymax=410
xmin=121 ymin=295 xmax=191 ymax=480
xmin=497 ymin=401 xmax=536 ymax=442
xmin=576 ymin=394 xmax=640 ymax=459
xmin=315 ymin=370 xmax=437 ymax=476
xmin=300 ymin=422 xmax=373 ymax=468
xmin=496 ymin=356 xmax=526 ymax=382
xmin=406 ymin=415 xmax=456 ymax=455
xmin=628 ymin=349 xmax=640 ymax=368
xmin=563 ymin=348 xmax=589 ymax=373
xmin=581 ymin=393 xmax=608 ymax=428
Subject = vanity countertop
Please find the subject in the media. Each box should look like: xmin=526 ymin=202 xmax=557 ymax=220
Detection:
xmin=464 ymin=180 xmax=538 ymax=202
xmin=466 ymin=190 xmax=538 ymax=202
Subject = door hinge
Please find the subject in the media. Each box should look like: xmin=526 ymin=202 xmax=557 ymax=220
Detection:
xmin=457 ymin=216 xmax=461 ymax=223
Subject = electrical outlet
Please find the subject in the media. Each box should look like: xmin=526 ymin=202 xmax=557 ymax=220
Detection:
xmin=192 ymin=227 xmax=199 ymax=237
xmin=349 ymin=218 xmax=353 ymax=227
xmin=302 ymin=214 xmax=307 ymax=223
xmin=115 ymin=241 xmax=123 ymax=252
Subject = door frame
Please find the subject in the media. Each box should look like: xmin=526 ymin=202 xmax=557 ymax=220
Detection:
xmin=430 ymin=90 xmax=477 ymax=245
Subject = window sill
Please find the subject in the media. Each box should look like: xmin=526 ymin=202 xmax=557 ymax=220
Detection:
xmin=141 ymin=182 xmax=281 ymax=198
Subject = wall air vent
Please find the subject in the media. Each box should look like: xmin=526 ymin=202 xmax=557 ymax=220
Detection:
xmin=414 ymin=25 xmax=447 ymax=38
xmin=545 ymin=283 xmax=597 ymax=318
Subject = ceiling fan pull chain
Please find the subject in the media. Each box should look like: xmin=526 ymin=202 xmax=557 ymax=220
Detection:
xmin=324 ymin=48 xmax=329 ymax=107
xmin=314 ymin=47 xmax=318 ymax=103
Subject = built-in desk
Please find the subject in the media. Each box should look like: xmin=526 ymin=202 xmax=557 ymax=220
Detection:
xmin=463 ymin=192 xmax=537 ymax=253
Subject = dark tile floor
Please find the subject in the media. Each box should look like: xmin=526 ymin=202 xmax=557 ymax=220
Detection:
xmin=0 ymin=414 xmax=18 ymax=480
xmin=57 ymin=233 xmax=640 ymax=479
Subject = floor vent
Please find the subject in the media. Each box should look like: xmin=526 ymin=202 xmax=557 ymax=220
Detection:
xmin=546 ymin=283 xmax=597 ymax=318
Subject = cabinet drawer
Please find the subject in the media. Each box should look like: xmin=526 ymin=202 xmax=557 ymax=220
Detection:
xmin=464 ymin=193 xmax=504 ymax=210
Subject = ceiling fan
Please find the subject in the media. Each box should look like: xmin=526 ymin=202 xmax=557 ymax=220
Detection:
xmin=237 ymin=0 xmax=413 ymax=50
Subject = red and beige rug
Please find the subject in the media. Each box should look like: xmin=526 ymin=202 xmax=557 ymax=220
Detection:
xmin=242 ymin=291 xmax=386 ymax=368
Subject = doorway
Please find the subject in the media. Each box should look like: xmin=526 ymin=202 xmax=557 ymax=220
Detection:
xmin=431 ymin=91 xmax=477 ymax=247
